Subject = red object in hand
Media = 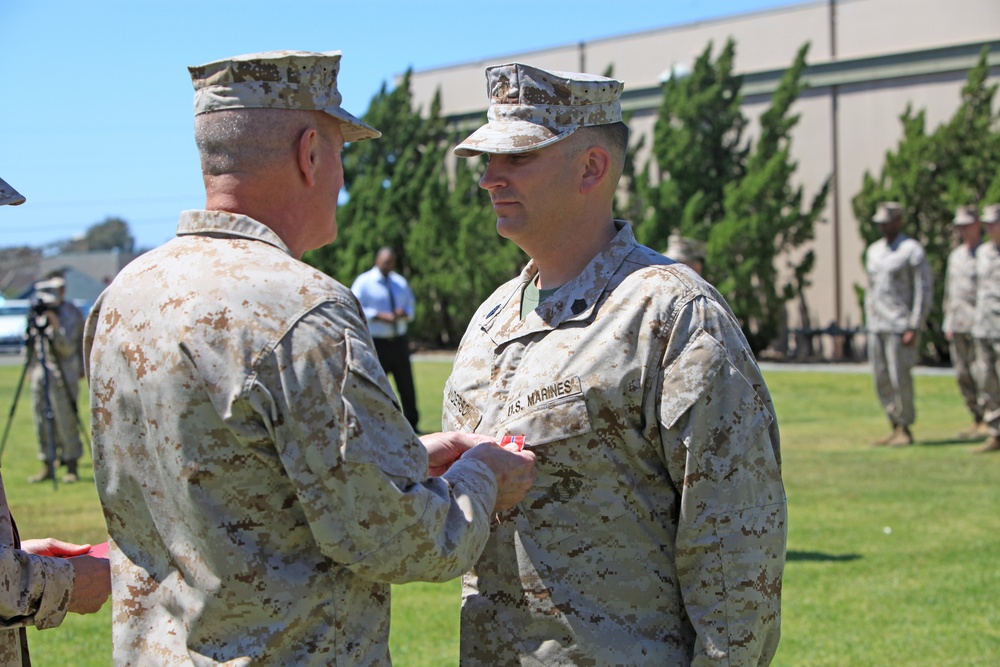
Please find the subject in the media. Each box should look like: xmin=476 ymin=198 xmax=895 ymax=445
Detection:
xmin=77 ymin=542 xmax=110 ymax=559
xmin=500 ymin=435 xmax=526 ymax=451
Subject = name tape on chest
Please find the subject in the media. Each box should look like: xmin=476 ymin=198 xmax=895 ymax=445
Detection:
xmin=446 ymin=387 xmax=482 ymax=430
xmin=505 ymin=376 xmax=582 ymax=418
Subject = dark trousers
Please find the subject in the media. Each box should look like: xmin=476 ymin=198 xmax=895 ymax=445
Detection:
xmin=372 ymin=335 xmax=419 ymax=430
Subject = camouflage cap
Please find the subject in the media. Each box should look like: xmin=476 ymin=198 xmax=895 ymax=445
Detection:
xmin=982 ymin=204 xmax=1000 ymax=224
xmin=872 ymin=201 xmax=903 ymax=224
xmin=454 ymin=63 xmax=624 ymax=157
xmin=0 ymin=176 xmax=26 ymax=207
xmin=664 ymin=234 xmax=705 ymax=264
xmin=952 ymin=205 xmax=978 ymax=225
xmin=188 ymin=51 xmax=380 ymax=143
xmin=34 ymin=277 xmax=66 ymax=291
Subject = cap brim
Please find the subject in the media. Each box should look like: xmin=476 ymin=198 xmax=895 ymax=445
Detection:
xmin=324 ymin=107 xmax=381 ymax=143
xmin=0 ymin=177 xmax=26 ymax=206
xmin=454 ymin=120 xmax=574 ymax=157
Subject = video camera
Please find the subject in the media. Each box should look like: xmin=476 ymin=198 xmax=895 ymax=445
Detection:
xmin=31 ymin=292 xmax=59 ymax=317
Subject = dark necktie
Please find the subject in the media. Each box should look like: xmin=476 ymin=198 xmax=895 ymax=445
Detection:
xmin=385 ymin=277 xmax=399 ymax=336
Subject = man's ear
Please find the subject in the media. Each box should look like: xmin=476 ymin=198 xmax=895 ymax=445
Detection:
xmin=297 ymin=127 xmax=320 ymax=187
xmin=579 ymin=145 xmax=611 ymax=195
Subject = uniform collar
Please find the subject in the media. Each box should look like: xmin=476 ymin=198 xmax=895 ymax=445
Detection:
xmin=479 ymin=221 xmax=636 ymax=345
xmin=176 ymin=210 xmax=294 ymax=256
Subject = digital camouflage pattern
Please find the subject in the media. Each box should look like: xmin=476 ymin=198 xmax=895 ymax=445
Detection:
xmin=84 ymin=210 xmax=498 ymax=666
xmin=29 ymin=299 xmax=85 ymax=464
xmin=188 ymin=51 xmax=380 ymax=143
xmin=983 ymin=204 xmax=1000 ymax=225
xmin=0 ymin=177 xmax=25 ymax=207
xmin=944 ymin=240 xmax=981 ymax=422
xmin=0 ymin=476 xmax=75 ymax=667
xmin=973 ymin=238 xmax=1000 ymax=436
xmin=454 ymin=63 xmax=623 ymax=157
xmin=664 ymin=234 xmax=706 ymax=265
xmin=864 ymin=233 xmax=933 ymax=334
xmin=872 ymin=201 xmax=903 ymax=224
xmin=944 ymin=243 xmax=979 ymax=335
xmin=444 ymin=222 xmax=786 ymax=666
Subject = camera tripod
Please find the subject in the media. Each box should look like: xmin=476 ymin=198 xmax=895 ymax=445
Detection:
xmin=0 ymin=304 xmax=89 ymax=490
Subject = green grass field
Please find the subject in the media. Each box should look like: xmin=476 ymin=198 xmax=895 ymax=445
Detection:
xmin=1 ymin=357 xmax=997 ymax=665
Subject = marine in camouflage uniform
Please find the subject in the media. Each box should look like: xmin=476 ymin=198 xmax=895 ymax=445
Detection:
xmin=0 ymin=177 xmax=108 ymax=666
xmin=943 ymin=206 xmax=986 ymax=438
xmin=864 ymin=202 xmax=933 ymax=447
xmin=664 ymin=233 xmax=706 ymax=276
xmin=446 ymin=63 xmax=786 ymax=666
xmin=971 ymin=204 xmax=1000 ymax=453
xmin=84 ymin=52 xmax=534 ymax=665
xmin=27 ymin=277 xmax=85 ymax=484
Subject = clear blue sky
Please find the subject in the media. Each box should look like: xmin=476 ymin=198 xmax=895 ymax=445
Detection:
xmin=1 ymin=0 xmax=804 ymax=251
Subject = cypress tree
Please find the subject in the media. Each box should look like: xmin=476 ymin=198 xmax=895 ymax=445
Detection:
xmin=711 ymin=44 xmax=829 ymax=354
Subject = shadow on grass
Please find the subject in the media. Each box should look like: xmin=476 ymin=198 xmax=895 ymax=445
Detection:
xmin=786 ymin=550 xmax=861 ymax=563
xmin=916 ymin=437 xmax=984 ymax=447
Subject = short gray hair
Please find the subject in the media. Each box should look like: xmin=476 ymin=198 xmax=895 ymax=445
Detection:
xmin=194 ymin=108 xmax=315 ymax=176
xmin=563 ymin=122 xmax=629 ymax=178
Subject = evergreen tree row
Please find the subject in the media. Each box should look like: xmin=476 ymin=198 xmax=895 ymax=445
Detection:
xmin=629 ymin=40 xmax=828 ymax=355
xmin=304 ymin=73 xmax=526 ymax=347
xmin=304 ymin=44 xmax=996 ymax=358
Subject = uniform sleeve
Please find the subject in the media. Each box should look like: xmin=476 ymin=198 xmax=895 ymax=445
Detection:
xmin=0 ymin=478 xmax=76 ymax=631
xmin=910 ymin=245 xmax=934 ymax=330
xmin=657 ymin=295 xmax=786 ymax=666
xmin=260 ymin=300 xmax=497 ymax=584
xmin=0 ymin=547 xmax=75 ymax=630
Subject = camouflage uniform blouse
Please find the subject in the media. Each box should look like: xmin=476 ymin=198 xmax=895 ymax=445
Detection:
xmin=444 ymin=223 xmax=786 ymax=666
xmin=943 ymin=243 xmax=978 ymax=334
xmin=864 ymin=233 xmax=933 ymax=333
xmin=84 ymin=210 xmax=498 ymax=666
xmin=0 ymin=476 xmax=75 ymax=667
xmin=973 ymin=241 xmax=1000 ymax=339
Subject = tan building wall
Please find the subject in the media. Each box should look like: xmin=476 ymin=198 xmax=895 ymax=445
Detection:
xmin=407 ymin=0 xmax=1000 ymax=356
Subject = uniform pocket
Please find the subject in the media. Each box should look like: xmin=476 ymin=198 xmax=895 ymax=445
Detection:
xmin=500 ymin=390 xmax=627 ymax=547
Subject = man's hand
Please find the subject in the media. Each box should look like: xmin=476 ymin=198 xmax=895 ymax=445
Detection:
xmin=20 ymin=538 xmax=90 ymax=557
xmin=67 ymin=556 xmax=112 ymax=615
xmin=422 ymin=431 xmax=495 ymax=476
xmin=460 ymin=442 xmax=537 ymax=512
xmin=20 ymin=538 xmax=111 ymax=615
xmin=902 ymin=330 xmax=917 ymax=346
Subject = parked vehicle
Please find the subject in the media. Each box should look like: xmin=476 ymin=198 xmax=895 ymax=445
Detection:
xmin=0 ymin=300 xmax=30 ymax=354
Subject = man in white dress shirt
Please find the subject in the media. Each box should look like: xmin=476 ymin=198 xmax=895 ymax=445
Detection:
xmin=352 ymin=247 xmax=420 ymax=429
